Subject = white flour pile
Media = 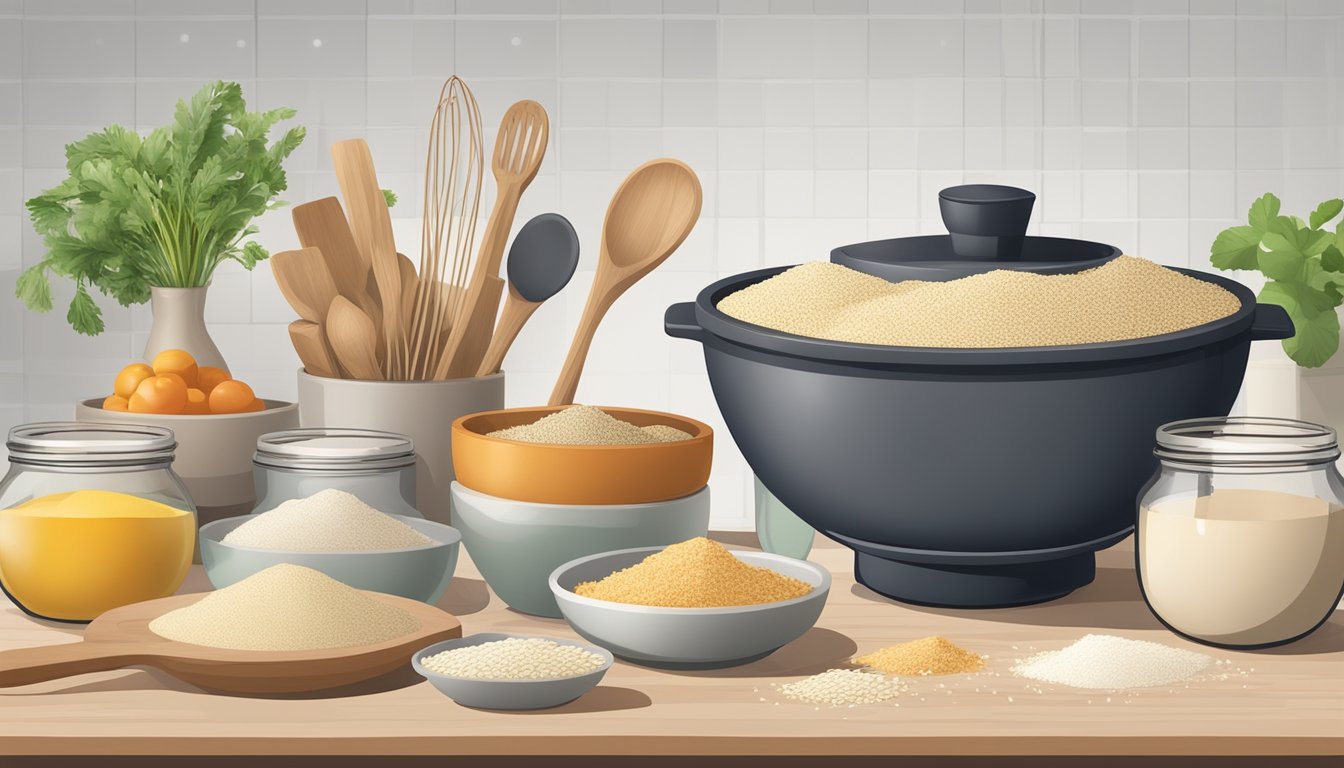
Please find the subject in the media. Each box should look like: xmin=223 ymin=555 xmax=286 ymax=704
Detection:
xmin=222 ymin=489 xmax=435 ymax=552
xmin=1011 ymin=634 xmax=1212 ymax=690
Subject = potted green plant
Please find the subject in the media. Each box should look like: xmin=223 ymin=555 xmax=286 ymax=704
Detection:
xmin=1212 ymin=193 xmax=1344 ymax=432
xmin=17 ymin=81 xmax=304 ymax=371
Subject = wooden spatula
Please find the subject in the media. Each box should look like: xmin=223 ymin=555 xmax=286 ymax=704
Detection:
xmin=437 ymin=100 xmax=549 ymax=380
xmin=290 ymin=197 xmax=377 ymax=317
xmin=332 ymin=139 xmax=404 ymax=378
xmin=0 ymin=591 xmax=460 ymax=694
xmin=289 ymin=320 xmax=341 ymax=379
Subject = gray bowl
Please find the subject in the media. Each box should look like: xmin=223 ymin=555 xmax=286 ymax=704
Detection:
xmin=451 ymin=482 xmax=710 ymax=618
xmin=199 ymin=514 xmax=461 ymax=603
xmin=412 ymin=633 xmax=614 ymax=710
xmin=549 ymin=547 xmax=831 ymax=669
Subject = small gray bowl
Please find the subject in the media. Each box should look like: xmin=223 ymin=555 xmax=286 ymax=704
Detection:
xmin=199 ymin=514 xmax=460 ymax=603
xmin=451 ymin=482 xmax=710 ymax=618
xmin=549 ymin=547 xmax=831 ymax=669
xmin=412 ymin=633 xmax=614 ymax=710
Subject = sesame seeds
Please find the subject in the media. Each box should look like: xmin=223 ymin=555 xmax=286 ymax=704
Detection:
xmin=573 ymin=537 xmax=813 ymax=608
xmin=487 ymin=405 xmax=693 ymax=446
xmin=717 ymin=256 xmax=1240 ymax=348
xmin=779 ymin=669 xmax=904 ymax=706
xmin=420 ymin=637 xmax=606 ymax=681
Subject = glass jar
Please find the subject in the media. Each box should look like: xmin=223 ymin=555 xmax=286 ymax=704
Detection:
xmin=252 ymin=428 xmax=419 ymax=517
xmin=1137 ymin=417 xmax=1344 ymax=649
xmin=0 ymin=423 xmax=196 ymax=622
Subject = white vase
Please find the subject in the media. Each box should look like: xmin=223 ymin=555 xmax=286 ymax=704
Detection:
xmin=144 ymin=285 xmax=229 ymax=372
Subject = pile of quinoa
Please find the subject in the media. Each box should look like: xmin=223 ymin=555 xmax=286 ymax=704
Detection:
xmin=488 ymin=405 xmax=692 ymax=446
xmin=854 ymin=636 xmax=985 ymax=676
xmin=717 ymin=256 xmax=1240 ymax=348
xmin=573 ymin=537 xmax=812 ymax=608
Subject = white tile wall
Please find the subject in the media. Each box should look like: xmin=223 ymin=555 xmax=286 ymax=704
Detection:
xmin=4 ymin=1 xmax=1342 ymax=529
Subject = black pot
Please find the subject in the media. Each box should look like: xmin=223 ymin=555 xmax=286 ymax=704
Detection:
xmin=665 ymin=267 xmax=1295 ymax=608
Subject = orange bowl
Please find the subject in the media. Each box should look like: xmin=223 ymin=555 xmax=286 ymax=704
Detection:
xmin=451 ymin=406 xmax=713 ymax=505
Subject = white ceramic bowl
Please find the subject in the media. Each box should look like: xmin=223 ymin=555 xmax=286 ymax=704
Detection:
xmin=198 ymin=514 xmax=461 ymax=603
xmin=74 ymin=399 xmax=300 ymax=528
xmin=297 ymin=370 xmax=504 ymax=526
xmin=450 ymin=482 xmax=710 ymax=618
xmin=549 ymin=546 xmax=831 ymax=669
xmin=412 ymin=633 xmax=614 ymax=710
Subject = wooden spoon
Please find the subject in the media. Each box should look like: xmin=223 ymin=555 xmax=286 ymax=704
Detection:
xmin=289 ymin=320 xmax=341 ymax=379
xmin=397 ymin=252 xmax=419 ymax=330
xmin=327 ymin=296 xmax=384 ymax=380
xmin=438 ymin=100 xmax=549 ymax=380
xmin=0 ymin=592 xmax=460 ymax=695
xmin=476 ymin=213 xmax=579 ymax=377
xmin=548 ymin=159 xmax=702 ymax=406
xmin=332 ymin=139 xmax=404 ymax=378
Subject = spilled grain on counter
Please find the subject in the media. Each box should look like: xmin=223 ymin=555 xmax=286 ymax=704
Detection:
xmin=854 ymin=636 xmax=985 ymax=676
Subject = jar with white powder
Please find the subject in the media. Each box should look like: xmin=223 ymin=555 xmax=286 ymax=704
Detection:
xmin=1137 ymin=417 xmax=1344 ymax=649
xmin=252 ymin=429 xmax=420 ymax=518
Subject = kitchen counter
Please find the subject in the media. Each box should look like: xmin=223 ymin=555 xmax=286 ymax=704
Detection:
xmin=1 ymin=534 xmax=1340 ymax=767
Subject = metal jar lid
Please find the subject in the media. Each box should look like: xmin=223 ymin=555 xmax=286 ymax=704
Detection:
xmin=254 ymin=428 xmax=416 ymax=473
xmin=1155 ymin=417 xmax=1341 ymax=468
xmin=6 ymin=422 xmax=177 ymax=467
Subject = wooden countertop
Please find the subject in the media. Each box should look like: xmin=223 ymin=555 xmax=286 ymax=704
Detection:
xmin=1 ymin=534 xmax=1340 ymax=766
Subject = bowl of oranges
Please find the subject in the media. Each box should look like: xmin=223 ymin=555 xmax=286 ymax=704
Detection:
xmin=76 ymin=350 xmax=299 ymax=530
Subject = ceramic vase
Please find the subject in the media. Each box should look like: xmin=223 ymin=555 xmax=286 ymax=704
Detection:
xmin=145 ymin=285 xmax=229 ymax=371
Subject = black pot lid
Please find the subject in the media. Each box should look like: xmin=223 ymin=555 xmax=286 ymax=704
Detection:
xmin=832 ymin=184 xmax=1121 ymax=282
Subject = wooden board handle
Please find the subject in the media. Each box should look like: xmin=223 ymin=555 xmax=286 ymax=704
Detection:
xmin=0 ymin=642 xmax=140 ymax=688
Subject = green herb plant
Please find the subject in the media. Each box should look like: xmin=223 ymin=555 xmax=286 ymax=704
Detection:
xmin=1212 ymin=193 xmax=1344 ymax=368
xmin=18 ymin=81 xmax=305 ymax=335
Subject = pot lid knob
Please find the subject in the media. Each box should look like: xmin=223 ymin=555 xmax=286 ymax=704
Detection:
xmin=938 ymin=184 xmax=1036 ymax=262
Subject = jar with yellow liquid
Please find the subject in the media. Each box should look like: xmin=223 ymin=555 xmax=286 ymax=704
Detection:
xmin=0 ymin=423 xmax=196 ymax=622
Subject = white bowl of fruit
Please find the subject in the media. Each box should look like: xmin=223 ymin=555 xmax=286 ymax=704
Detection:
xmin=76 ymin=349 xmax=298 ymax=528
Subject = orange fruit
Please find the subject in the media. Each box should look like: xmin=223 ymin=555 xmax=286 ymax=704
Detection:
xmin=209 ymin=379 xmax=256 ymax=414
xmin=112 ymin=363 xmax=155 ymax=400
xmin=102 ymin=395 xmax=129 ymax=412
xmin=151 ymin=349 xmax=198 ymax=388
xmin=128 ymin=375 xmax=188 ymax=415
xmin=241 ymin=399 xmax=265 ymax=413
xmin=197 ymin=366 xmax=230 ymax=395
xmin=184 ymin=388 xmax=211 ymax=415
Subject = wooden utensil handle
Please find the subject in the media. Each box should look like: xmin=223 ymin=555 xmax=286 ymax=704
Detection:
xmin=548 ymin=286 xmax=617 ymax=406
xmin=440 ymin=184 xmax=521 ymax=378
xmin=476 ymin=293 xmax=540 ymax=377
xmin=0 ymin=642 xmax=140 ymax=688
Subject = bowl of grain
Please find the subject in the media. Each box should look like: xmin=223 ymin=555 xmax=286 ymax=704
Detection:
xmin=451 ymin=482 xmax=710 ymax=618
xmin=549 ymin=538 xmax=831 ymax=669
xmin=412 ymin=632 xmax=614 ymax=710
xmin=199 ymin=489 xmax=461 ymax=603
xmin=666 ymin=252 xmax=1296 ymax=609
xmin=451 ymin=405 xmax=712 ymax=506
